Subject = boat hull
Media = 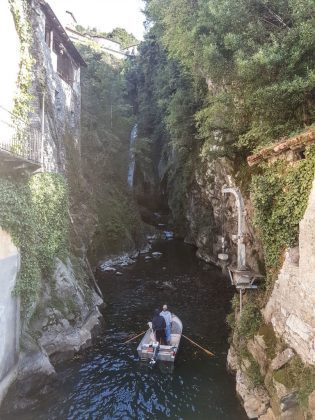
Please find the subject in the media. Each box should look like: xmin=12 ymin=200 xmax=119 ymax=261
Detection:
xmin=137 ymin=315 xmax=182 ymax=363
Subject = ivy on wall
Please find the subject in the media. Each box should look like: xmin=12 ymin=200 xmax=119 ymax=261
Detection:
xmin=0 ymin=174 xmax=69 ymax=317
xmin=8 ymin=0 xmax=34 ymax=122
xmin=250 ymin=146 xmax=315 ymax=290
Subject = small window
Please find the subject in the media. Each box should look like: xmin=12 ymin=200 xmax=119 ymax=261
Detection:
xmin=57 ymin=52 xmax=74 ymax=86
xmin=45 ymin=23 xmax=52 ymax=47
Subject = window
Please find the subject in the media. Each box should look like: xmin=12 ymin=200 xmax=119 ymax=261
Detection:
xmin=57 ymin=52 xmax=74 ymax=86
xmin=45 ymin=23 xmax=52 ymax=47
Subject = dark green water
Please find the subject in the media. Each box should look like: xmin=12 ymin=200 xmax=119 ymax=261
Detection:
xmin=3 ymin=239 xmax=246 ymax=419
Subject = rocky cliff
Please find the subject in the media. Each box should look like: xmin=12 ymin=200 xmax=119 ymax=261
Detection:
xmin=178 ymin=156 xmax=315 ymax=419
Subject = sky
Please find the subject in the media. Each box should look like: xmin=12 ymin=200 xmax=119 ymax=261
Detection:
xmin=49 ymin=0 xmax=146 ymax=40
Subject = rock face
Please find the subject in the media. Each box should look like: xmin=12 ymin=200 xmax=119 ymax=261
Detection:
xmin=0 ymin=229 xmax=20 ymax=405
xmin=184 ymin=157 xmax=264 ymax=271
xmin=236 ymin=370 xmax=270 ymax=418
xmin=264 ymin=179 xmax=315 ymax=365
xmin=270 ymin=349 xmax=295 ymax=371
xmin=182 ymin=156 xmax=315 ymax=418
xmin=2 ymin=258 xmax=103 ymax=410
xmin=35 ymin=258 xmax=103 ymax=363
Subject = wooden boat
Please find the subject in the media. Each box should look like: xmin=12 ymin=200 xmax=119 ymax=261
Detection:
xmin=137 ymin=314 xmax=182 ymax=364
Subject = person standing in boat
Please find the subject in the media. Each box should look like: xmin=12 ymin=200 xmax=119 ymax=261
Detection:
xmin=152 ymin=309 xmax=166 ymax=344
xmin=160 ymin=304 xmax=172 ymax=345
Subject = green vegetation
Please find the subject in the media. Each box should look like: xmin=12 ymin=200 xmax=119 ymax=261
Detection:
xmin=230 ymin=300 xmax=262 ymax=359
xmin=75 ymin=40 xmax=145 ymax=259
xmin=258 ymin=323 xmax=278 ymax=360
xmin=131 ymin=0 xmax=315 ymax=240
xmin=251 ymin=146 xmax=315 ymax=290
xmin=75 ymin=25 xmax=138 ymax=48
xmin=145 ymin=0 xmax=315 ymax=152
xmin=9 ymin=0 xmax=34 ymax=121
xmin=238 ymin=302 xmax=262 ymax=340
xmin=247 ymin=358 xmax=264 ymax=388
xmin=0 ymin=174 xmax=69 ymax=316
xmin=273 ymin=356 xmax=315 ymax=408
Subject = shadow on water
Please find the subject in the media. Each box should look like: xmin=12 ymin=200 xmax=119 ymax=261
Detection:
xmin=2 ymin=239 xmax=247 ymax=420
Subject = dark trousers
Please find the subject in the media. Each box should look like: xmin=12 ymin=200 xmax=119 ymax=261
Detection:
xmin=155 ymin=329 xmax=166 ymax=344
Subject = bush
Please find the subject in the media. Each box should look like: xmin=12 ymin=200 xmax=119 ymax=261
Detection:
xmin=251 ymin=145 xmax=315 ymax=291
xmin=273 ymin=356 xmax=315 ymax=409
xmin=238 ymin=302 xmax=262 ymax=340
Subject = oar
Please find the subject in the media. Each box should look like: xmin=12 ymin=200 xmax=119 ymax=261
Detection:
xmin=123 ymin=330 xmax=146 ymax=344
xmin=182 ymin=334 xmax=215 ymax=357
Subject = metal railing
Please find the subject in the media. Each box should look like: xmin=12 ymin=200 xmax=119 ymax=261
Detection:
xmin=0 ymin=105 xmax=42 ymax=165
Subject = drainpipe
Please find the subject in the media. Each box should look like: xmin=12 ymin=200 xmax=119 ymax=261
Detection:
xmin=222 ymin=187 xmax=246 ymax=270
xmin=41 ymin=93 xmax=45 ymax=169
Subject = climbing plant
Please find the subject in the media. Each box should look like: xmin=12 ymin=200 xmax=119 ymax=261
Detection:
xmin=251 ymin=146 xmax=315 ymax=290
xmin=0 ymin=174 xmax=69 ymax=316
xmin=9 ymin=0 xmax=34 ymax=122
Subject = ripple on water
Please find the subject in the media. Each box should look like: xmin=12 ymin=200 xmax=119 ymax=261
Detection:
xmin=1 ymin=239 xmax=247 ymax=420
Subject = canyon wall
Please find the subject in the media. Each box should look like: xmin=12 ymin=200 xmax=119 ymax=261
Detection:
xmin=0 ymin=229 xmax=20 ymax=405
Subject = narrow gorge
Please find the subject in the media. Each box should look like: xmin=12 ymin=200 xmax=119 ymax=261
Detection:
xmin=0 ymin=0 xmax=315 ymax=419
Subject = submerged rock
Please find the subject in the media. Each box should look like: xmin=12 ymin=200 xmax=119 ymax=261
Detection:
xmin=102 ymin=267 xmax=116 ymax=273
xmin=100 ymin=254 xmax=136 ymax=271
xmin=152 ymin=251 xmax=163 ymax=258
xmin=162 ymin=281 xmax=176 ymax=291
xmin=163 ymin=230 xmax=174 ymax=240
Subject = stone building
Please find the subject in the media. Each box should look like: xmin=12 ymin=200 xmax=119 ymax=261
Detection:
xmin=33 ymin=0 xmax=87 ymax=173
xmin=0 ymin=0 xmax=86 ymax=404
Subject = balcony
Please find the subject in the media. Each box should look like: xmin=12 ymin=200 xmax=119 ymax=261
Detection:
xmin=0 ymin=105 xmax=42 ymax=174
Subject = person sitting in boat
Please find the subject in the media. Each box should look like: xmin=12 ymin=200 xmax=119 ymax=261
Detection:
xmin=152 ymin=309 xmax=166 ymax=344
xmin=160 ymin=304 xmax=172 ymax=345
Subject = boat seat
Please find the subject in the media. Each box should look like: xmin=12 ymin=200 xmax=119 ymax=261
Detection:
xmin=170 ymin=333 xmax=180 ymax=346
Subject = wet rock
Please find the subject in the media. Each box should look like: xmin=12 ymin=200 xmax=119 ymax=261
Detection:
xmin=280 ymin=391 xmax=299 ymax=412
xmin=145 ymin=255 xmax=152 ymax=261
xmin=152 ymin=251 xmax=163 ymax=258
xmin=100 ymin=254 xmax=136 ymax=270
xmin=271 ymin=348 xmax=295 ymax=371
xmin=116 ymin=272 xmax=123 ymax=276
xmin=236 ymin=370 xmax=270 ymax=419
xmin=139 ymin=243 xmax=152 ymax=254
xmin=227 ymin=346 xmax=238 ymax=371
xmin=163 ymin=231 xmax=174 ymax=240
xmin=101 ymin=266 xmax=116 ymax=273
xmin=162 ymin=281 xmax=176 ymax=291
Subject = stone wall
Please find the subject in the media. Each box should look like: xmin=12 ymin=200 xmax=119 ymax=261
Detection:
xmin=0 ymin=229 xmax=20 ymax=405
xmin=0 ymin=1 xmax=20 ymax=115
xmin=264 ymin=177 xmax=315 ymax=365
xmin=29 ymin=0 xmax=82 ymax=173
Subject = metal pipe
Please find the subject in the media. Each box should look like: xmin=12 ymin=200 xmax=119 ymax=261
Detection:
xmin=222 ymin=187 xmax=246 ymax=270
xmin=41 ymin=93 xmax=45 ymax=169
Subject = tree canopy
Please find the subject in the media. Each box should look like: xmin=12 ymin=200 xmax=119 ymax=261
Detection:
xmin=140 ymin=0 xmax=315 ymax=155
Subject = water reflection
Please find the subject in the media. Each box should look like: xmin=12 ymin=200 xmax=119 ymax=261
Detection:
xmin=2 ymin=239 xmax=246 ymax=420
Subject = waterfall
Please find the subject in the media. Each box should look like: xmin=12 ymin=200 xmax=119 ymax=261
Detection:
xmin=127 ymin=124 xmax=137 ymax=188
